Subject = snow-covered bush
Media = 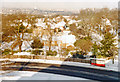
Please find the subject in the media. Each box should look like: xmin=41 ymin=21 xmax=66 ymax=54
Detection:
xmin=31 ymin=50 xmax=43 ymax=55
xmin=46 ymin=50 xmax=57 ymax=56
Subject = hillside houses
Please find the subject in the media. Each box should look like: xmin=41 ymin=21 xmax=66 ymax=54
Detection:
xmin=1 ymin=13 xmax=118 ymax=58
xmin=33 ymin=16 xmax=76 ymax=52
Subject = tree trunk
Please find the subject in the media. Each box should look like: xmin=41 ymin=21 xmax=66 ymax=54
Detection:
xmin=19 ymin=41 xmax=22 ymax=52
xmin=112 ymin=58 xmax=114 ymax=64
xmin=49 ymin=41 xmax=51 ymax=51
xmin=11 ymin=50 xmax=14 ymax=55
xmin=19 ymin=45 xmax=22 ymax=52
xmin=49 ymin=36 xmax=52 ymax=51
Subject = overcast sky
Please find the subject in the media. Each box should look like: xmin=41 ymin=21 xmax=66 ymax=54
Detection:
xmin=1 ymin=0 xmax=119 ymax=2
xmin=1 ymin=0 xmax=119 ymax=10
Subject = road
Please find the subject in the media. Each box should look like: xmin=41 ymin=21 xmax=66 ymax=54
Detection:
xmin=0 ymin=61 xmax=119 ymax=81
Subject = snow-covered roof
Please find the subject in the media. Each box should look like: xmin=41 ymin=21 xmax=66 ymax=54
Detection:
xmin=68 ymin=20 xmax=77 ymax=24
xmin=58 ymin=34 xmax=76 ymax=44
xmin=13 ymin=52 xmax=33 ymax=55
xmin=63 ymin=16 xmax=70 ymax=18
xmin=21 ymin=41 xmax=33 ymax=51
xmin=102 ymin=18 xmax=111 ymax=25
xmin=55 ymin=21 xmax=66 ymax=27
xmin=1 ymin=41 xmax=14 ymax=50
xmin=91 ymin=32 xmax=103 ymax=41
xmin=36 ymin=22 xmax=46 ymax=27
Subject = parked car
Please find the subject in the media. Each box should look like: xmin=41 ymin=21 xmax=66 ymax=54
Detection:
xmin=71 ymin=52 xmax=86 ymax=59
xmin=90 ymin=55 xmax=96 ymax=58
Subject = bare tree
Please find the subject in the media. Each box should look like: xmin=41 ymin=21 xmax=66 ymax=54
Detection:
xmin=2 ymin=13 xmax=38 ymax=53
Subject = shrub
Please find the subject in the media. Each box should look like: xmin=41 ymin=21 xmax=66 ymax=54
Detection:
xmin=46 ymin=50 xmax=57 ymax=56
xmin=0 ymin=49 xmax=2 ymax=56
xmin=70 ymin=52 xmax=75 ymax=55
xmin=2 ymin=49 xmax=11 ymax=55
xmin=26 ymin=50 xmax=32 ymax=52
xmin=61 ymin=51 xmax=69 ymax=56
xmin=61 ymin=48 xmax=70 ymax=56
xmin=31 ymin=50 xmax=43 ymax=55
xmin=31 ymin=38 xmax=44 ymax=49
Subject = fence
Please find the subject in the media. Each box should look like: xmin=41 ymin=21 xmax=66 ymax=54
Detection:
xmin=0 ymin=55 xmax=90 ymax=63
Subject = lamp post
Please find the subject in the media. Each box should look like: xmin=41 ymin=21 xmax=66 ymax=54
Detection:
xmin=44 ymin=40 xmax=46 ymax=61
xmin=58 ymin=40 xmax=61 ymax=57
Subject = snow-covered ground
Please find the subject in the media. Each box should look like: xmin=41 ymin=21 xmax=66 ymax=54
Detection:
xmin=0 ymin=71 xmax=88 ymax=80
xmin=105 ymin=59 xmax=118 ymax=71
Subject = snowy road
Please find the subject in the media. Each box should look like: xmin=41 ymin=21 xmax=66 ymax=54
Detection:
xmin=0 ymin=61 xmax=119 ymax=81
xmin=1 ymin=58 xmax=118 ymax=71
xmin=0 ymin=71 xmax=89 ymax=80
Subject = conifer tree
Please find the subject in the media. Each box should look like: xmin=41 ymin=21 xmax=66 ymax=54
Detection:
xmin=100 ymin=32 xmax=118 ymax=63
xmin=92 ymin=42 xmax=99 ymax=56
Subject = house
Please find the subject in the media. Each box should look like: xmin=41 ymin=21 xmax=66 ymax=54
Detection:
xmin=33 ymin=17 xmax=76 ymax=53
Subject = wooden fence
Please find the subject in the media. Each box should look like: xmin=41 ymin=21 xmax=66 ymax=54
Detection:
xmin=0 ymin=55 xmax=90 ymax=63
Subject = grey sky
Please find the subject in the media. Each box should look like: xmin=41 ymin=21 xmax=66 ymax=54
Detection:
xmin=1 ymin=0 xmax=119 ymax=2
xmin=1 ymin=0 xmax=118 ymax=11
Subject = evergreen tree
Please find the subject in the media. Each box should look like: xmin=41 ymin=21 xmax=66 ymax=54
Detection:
xmin=92 ymin=42 xmax=99 ymax=56
xmin=31 ymin=38 xmax=44 ymax=49
xmin=99 ymin=32 xmax=118 ymax=63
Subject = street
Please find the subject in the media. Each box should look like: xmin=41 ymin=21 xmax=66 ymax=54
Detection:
xmin=1 ymin=61 xmax=119 ymax=81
